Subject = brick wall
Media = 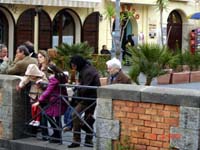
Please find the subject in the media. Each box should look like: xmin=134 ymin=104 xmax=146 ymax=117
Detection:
xmin=113 ymin=100 xmax=179 ymax=150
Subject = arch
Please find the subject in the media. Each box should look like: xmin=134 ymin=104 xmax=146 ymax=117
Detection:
xmin=0 ymin=6 xmax=15 ymax=59
xmin=82 ymin=11 xmax=100 ymax=53
xmin=167 ymin=10 xmax=182 ymax=51
xmin=16 ymin=8 xmax=35 ymax=48
xmin=38 ymin=10 xmax=52 ymax=50
xmin=52 ymin=8 xmax=81 ymax=47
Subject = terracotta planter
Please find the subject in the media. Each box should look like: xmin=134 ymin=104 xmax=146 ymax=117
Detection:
xmin=157 ymin=69 xmax=173 ymax=84
xmin=157 ymin=73 xmax=172 ymax=84
xmin=171 ymin=71 xmax=190 ymax=84
xmin=190 ymin=71 xmax=200 ymax=82
xmin=100 ymin=77 xmax=108 ymax=86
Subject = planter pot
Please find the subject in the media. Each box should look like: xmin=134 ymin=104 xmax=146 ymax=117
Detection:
xmin=157 ymin=69 xmax=173 ymax=84
xmin=100 ymin=77 xmax=108 ymax=86
xmin=171 ymin=71 xmax=190 ymax=84
xmin=190 ymin=71 xmax=200 ymax=82
xmin=157 ymin=73 xmax=172 ymax=84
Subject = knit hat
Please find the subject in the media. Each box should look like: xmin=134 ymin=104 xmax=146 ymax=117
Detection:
xmin=25 ymin=64 xmax=43 ymax=77
xmin=106 ymin=57 xmax=122 ymax=69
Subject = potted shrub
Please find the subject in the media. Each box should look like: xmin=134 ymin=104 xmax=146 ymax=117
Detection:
xmin=127 ymin=43 xmax=179 ymax=85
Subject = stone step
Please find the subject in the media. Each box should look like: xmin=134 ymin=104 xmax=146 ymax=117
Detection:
xmin=9 ymin=137 xmax=92 ymax=150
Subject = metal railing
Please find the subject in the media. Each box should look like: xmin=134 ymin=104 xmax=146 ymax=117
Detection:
xmin=23 ymin=82 xmax=98 ymax=147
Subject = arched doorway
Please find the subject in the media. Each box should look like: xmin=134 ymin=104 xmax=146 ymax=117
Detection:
xmin=82 ymin=12 xmax=100 ymax=53
xmin=0 ymin=10 xmax=8 ymax=45
xmin=16 ymin=9 xmax=35 ymax=47
xmin=38 ymin=10 xmax=52 ymax=50
xmin=52 ymin=10 xmax=75 ymax=47
xmin=167 ymin=10 xmax=182 ymax=51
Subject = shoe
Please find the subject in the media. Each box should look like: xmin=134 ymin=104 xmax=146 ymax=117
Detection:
xmin=63 ymin=126 xmax=72 ymax=132
xmin=29 ymin=120 xmax=35 ymax=126
xmin=84 ymin=141 xmax=93 ymax=147
xmin=49 ymin=139 xmax=60 ymax=143
xmin=33 ymin=121 xmax=40 ymax=126
xmin=42 ymin=137 xmax=49 ymax=141
xmin=68 ymin=143 xmax=80 ymax=148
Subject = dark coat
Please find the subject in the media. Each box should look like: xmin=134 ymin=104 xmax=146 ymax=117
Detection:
xmin=39 ymin=76 xmax=67 ymax=117
xmin=77 ymin=64 xmax=100 ymax=104
xmin=108 ymin=70 xmax=132 ymax=84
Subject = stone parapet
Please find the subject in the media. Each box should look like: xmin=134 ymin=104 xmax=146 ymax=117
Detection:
xmin=96 ymin=84 xmax=200 ymax=150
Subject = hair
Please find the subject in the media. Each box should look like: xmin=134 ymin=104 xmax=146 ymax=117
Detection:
xmin=47 ymin=64 xmax=66 ymax=84
xmin=17 ymin=45 xmax=30 ymax=56
xmin=23 ymin=41 xmax=37 ymax=58
xmin=69 ymin=55 xmax=90 ymax=72
xmin=38 ymin=50 xmax=50 ymax=63
xmin=0 ymin=44 xmax=7 ymax=52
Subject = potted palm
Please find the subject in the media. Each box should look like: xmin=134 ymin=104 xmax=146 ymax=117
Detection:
xmin=127 ymin=43 xmax=179 ymax=85
xmin=182 ymin=51 xmax=200 ymax=82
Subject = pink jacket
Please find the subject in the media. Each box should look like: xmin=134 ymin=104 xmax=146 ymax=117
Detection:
xmin=38 ymin=76 xmax=67 ymax=117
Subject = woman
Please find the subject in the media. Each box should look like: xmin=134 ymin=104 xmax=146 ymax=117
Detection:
xmin=68 ymin=55 xmax=100 ymax=148
xmin=37 ymin=50 xmax=51 ymax=78
xmin=37 ymin=64 xmax=68 ymax=143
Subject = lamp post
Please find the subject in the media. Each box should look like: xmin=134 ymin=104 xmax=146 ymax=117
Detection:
xmin=113 ymin=0 xmax=121 ymax=60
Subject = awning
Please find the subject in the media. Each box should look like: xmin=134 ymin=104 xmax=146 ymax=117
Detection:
xmin=188 ymin=12 xmax=200 ymax=20
xmin=110 ymin=0 xmax=156 ymax=5
xmin=0 ymin=0 xmax=101 ymax=8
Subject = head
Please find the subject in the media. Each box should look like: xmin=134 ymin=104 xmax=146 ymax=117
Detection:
xmin=106 ymin=57 xmax=122 ymax=75
xmin=15 ymin=45 xmax=30 ymax=60
xmin=23 ymin=41 xmax=37 ymax=58
xmin=47 ymin=64 xmax=67 ymax=83
xmin=102 ymin=45 xmax=107 ymax=50
xmin=37 ymin=50 xmax=50 ymax=65
xmin=0 ymin=44 xmax=8 ymax=58
xmin=25 ymin=64 xmax=43 ymax=81
xmin=69 ymin=55 xmax=89 ymax=72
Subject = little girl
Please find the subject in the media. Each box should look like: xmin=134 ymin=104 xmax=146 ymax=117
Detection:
xmin=17 ymin=64 xmax=48 ymax=126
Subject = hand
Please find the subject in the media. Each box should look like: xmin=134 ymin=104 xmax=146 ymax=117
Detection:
xmin=16 ymin=85 xmax=21 ymax=91
xmin=32 ymin=102 xmax=39 ymax=106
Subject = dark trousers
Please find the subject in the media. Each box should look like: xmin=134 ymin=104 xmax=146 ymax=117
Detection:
xmin=72 ymin=101 xmax=95 ymax=143
xmin=47 ymin=116 xmax=62 ymax=139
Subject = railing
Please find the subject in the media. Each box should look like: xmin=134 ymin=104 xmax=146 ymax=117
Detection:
xmin=22 ymin=82 xmax=98 ymax=147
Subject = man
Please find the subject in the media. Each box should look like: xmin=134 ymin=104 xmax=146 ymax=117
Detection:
xmin=0 ymin=44 xmax=8 ymax=64
xmin=100 ymin=45 xmax=111 ymax=55
xmin=106 ymin=57 xmax=132 ymax=84
xmin=68 ymin=55 xmax=100 ymax=148
xmin=6 ymin=45 xmax=38 ymax=75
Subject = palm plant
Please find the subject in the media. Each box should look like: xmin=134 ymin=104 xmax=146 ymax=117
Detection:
xmin=128 ymin=43 xmax=179 ymax=85
xmin=54 ymin=42 xmax=93 ymax=70
xmin=182 ymin=51 xmax=200 ymax=71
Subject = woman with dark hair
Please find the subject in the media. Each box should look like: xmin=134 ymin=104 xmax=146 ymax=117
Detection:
xmin=68 ymin=55 xmax=100 ymax=148
xmin=37 ymin=64 xmax=68 ymax=143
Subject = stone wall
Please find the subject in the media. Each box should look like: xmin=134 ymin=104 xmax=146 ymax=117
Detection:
xmin=96 ymin=84 xmax=200 ymax=150
xmin=0 ymin=75 xmax=25 ymax=140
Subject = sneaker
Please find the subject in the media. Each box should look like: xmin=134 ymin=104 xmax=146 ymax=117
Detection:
xmin=29 ymin=120 xmax=35 ymax=126
xmin=33 ymin=121 xmax=40 ymax=126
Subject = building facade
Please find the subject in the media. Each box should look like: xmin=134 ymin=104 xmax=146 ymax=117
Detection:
xmin=0 ymin=0 xmax=199 ymax=59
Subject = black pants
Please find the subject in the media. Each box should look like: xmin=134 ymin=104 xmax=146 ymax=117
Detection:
xmin=47 ymin=116 xmax=62 ymax=139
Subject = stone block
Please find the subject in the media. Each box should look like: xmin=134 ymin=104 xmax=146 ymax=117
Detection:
xmin=179 ymin=106 xmax=200 ymax=130
xmin=96 ymin=137 xmax=112 ymax=150
xmin=170 ymin=127 xmax=199 ymax=150
xmin=96 ymin=98 xmax=112 ymax=119
xmin=157 ymin=73 xmax=172 ymax=84
xmin=96 ymin=118 xmax=119 ymax=139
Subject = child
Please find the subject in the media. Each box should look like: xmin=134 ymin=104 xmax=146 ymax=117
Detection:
xmin=17 ymin=64 xmax=48 ymax=126
xmin=37 ymin=64 xmax=68 ymax=143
